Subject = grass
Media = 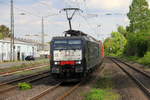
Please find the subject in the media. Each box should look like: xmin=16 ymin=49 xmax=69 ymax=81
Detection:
xmin=84 ymin=74 xmax=120 ymax=100
xmin=0 ymin=59 xmax=49 ymax=73
xmin=93 ymin=76 xmax=114 ymax=89
xmin=120 ymin=56 xmax=139 ymax=61
xmin=120 ymin=53 xmax=150 ymax=68
xmin=85 ymin=89 xmax=120 ymax=100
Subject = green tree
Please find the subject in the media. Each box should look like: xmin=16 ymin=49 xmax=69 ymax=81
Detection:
xmin=0 ymin=25 xmax=11 ymax=39
xmin=117 ymin=26 xmax=127 ymax=38
xmin=104 ymin=32 xmax=127 ymax=56
xmin=125 ymin=31 xmax=150 ymax=57
xmin=127 ymin=0 xmax=150 ymax=32
xmin=125 ymin=0 xmax=150 ymax=57
xmin=0 ymin=33 xmax=4 ymax=39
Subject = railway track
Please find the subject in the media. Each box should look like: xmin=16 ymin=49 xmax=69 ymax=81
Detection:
xmin=29 ymin=63 xmax=104 ymax=100
xmin=110 ymin=57 xmax=150 ymax=98
xmin=0 ymin=70 xmax=50 ymax=94
xmin=29 ymin=81 xmax=82 ymax=100
xmin=0 ymin=64 xmax=49 ymax=76
xmin=56 ymin=82 xmax=81 ymax=100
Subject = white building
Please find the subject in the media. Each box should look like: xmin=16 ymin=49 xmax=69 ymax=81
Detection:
xmin=0 ymin=38 xmax=49 ymax=62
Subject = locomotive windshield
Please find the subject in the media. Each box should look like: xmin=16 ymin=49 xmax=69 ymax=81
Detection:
xmin=68 ymin=40 xmax=81 ymax=44
xmin=53 ymin=39 xmax=82 ymax=50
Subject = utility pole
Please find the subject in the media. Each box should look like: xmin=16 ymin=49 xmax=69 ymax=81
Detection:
xmin=41 ymin=17 xmax=44 ymax=50
xmin=20 ymin=13 xmax=57 ymax=51
xmin=10 ymin=0 xmax=15 ymax=61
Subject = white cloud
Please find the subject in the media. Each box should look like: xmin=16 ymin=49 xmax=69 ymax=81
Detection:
xmin=148 ymin=0 xmax=150 ymax=8
xmin=87 ymin=0 xmax=132 ymax=11
xmin=0 ymin=0 xmax=138 ymax=41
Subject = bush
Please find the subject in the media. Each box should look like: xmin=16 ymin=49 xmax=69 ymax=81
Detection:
xmin=138 ymin=52 xmax=150 ymax=66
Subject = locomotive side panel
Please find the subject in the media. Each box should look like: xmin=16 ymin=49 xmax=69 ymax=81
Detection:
xmin=85 ymin=41 xmax=102 ymax=71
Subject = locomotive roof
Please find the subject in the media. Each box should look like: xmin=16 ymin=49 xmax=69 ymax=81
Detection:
xmin=65 ymin=30 xmax=87 ymax=36
xmin=52 ymin=30 xmax=100 ymax=44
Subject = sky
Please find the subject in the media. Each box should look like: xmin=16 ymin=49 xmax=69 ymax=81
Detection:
xmin=0 ymin=0 xmax=149 ymax=42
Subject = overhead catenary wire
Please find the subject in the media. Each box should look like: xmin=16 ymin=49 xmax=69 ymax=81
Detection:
xmin=78 ymin=12 xmax=97 ymax=37
xmin=0 ymin=0 xmax=58 ymax=18
xmin=38 ymin=1 xmax=53 ymax=10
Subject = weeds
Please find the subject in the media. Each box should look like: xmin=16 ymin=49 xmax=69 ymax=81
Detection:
xmin=85 ymin=74 xmax=120 ymax=100
xmin=85 ymin=89 xmax=120 ymax=100
xmin=138 ymin=52 xmax=150 ymax=67
xmin=18 ymin=82 xmax=32 ymax=90
xmin=120 ymin=54 xmax=150 ymax=68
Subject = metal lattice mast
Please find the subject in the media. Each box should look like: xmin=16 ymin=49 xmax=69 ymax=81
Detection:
xmin=41 ymin=17 xmax=44 ymax=50
xmin=10 ymin=0 xmax=15 ymax=61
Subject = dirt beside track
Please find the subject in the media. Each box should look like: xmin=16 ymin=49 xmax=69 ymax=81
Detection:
xmin=64 ymin=58 xmax=149 ymax=100
xmin=108 ymin=58 xmax=149 ymax=100
xmin=0 ymin=58 xmax=149 ymax=100
xmin=0 ymin=76 xmax=57 ymax=100
xmin=64 ymin=64 xmax=105 ymax=100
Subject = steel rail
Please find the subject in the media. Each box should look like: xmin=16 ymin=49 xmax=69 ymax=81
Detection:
xmin=114 ymin=58 xmax=150 ymax=78
xmin=0 ymin=70 xmax=49 ymax=86
xmin=55 ymin=63 xmax=105 ymax=100
xmin=29 ymin=82 xmax=62 ymax=100
xmin=0 ymin=72 xmax=50 ymax=94
xmin=55 ymin=82 xmax=81 ymax=100
xmin=0 ymin=64 xmax=49 ymax=76
xmin=29 ymin=60 xmax=104 ymax=100
xmin=110 ymin=58 xmax=150 ymax=98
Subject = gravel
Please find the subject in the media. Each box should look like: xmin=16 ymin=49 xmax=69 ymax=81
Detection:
xmin=0 ymin=76 xmax=57 ymax=100
xmin=0 ymin=58 xmax=149 ymax=100
xmin=64 ymin=58 xmax=149 ymax=100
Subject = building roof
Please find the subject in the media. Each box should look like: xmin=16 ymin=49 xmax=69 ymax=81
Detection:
xmin=0 ymin=38 xmax=43 ymax=45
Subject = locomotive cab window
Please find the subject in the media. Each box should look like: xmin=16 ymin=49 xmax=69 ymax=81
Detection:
xmin=68 ymin=40 xmax=81 ymax=44
xmin=53 ymin=40 xmax=67 ymax=50
xmin=53 ymin=39 xmax=82 ymax=50
xmin=54 ymin=40 xmax=67 ymax=44
xmin=68 ymin=40 xmax=82 ymax=49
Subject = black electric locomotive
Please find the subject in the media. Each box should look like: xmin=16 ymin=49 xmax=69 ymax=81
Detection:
xmin=50 ymin=30 xmax=104 ymax=81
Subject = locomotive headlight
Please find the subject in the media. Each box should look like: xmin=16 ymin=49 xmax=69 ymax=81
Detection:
xmin=76 ymin=61 xmax=81 ymax=64
xmin=54 ymin=62 xmax=60 ymax=65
